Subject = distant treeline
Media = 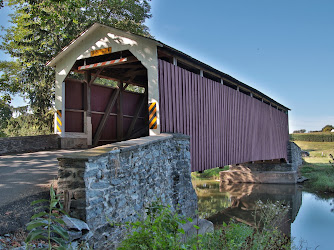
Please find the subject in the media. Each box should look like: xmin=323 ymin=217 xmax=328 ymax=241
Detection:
xmin=290 ymin=133 xmax=334 ymax=142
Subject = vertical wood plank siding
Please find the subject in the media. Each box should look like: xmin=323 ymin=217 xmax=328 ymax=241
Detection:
xmin=158 ymin=60 xmax=289 ymax=172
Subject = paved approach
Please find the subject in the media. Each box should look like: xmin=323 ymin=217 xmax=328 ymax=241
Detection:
xmin=0 ymin=149 xmax=83 ymax=234
xmin=0 ymin=149 xmax=83 ymax=207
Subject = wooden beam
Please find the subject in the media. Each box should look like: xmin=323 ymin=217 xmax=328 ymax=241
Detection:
xmin=107 ymin=64 xmax=142 ymax=69
xmin=123 ymin=83 xmax=129 ymax=90
xmin=88 ymin=68 xmax=104 ymax=85
xmin=85 ymin=71 xmax=92 ymax=116
xmin=125 ymin=94 xmax=146 ymax=140
xmin=92 ymin=88 xmax=120 ymax=146
xmin=117 ymin=81 xmax=123 ymax=141
xmin=79 ymin=58 xmax=128 ymax=70
xmin=123 ymin=69 xmax=146 ymax=78
xmin=78 ymin=56 xmax=138 ymax=71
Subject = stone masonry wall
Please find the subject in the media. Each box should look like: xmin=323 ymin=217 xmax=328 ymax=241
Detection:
xmin=220 ymin=141 xmax=303 ymax=184
xmin=287 ymin=141 xmax=302 ymax=171
xmin=57 ymin=133 xmax=197 ymax=249
xmin=0 ymin=134 xmax=60 ymax=155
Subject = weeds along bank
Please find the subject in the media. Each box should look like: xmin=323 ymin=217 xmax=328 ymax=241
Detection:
xmin=21 ymin=187 xmax=291 ymax=250
xmin=295 ymin=141 xmax=334 ymax=193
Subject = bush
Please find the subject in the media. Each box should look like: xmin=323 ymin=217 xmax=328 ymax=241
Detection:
xmin=118 ymin=200 xmax=291 ymax=250
xmin=290 ymin=133 xmax=334 ymax=142
xmin=116 ymin=201 xmax=190 ymax=250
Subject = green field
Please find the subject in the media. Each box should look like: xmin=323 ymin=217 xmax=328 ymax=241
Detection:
xmin=295 ymin=141 xmax=334 ymax=193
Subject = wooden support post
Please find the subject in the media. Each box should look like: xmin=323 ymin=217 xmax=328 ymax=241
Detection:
xmin=85 ymin=71 xmax=93 ymax=145
xmin=117 ymin=81 xmax=124 ymax=141
xmin=93 ymin=88 xmax=120 ymax=146
xmin=85 ymin=71 xmax=92 ymax=116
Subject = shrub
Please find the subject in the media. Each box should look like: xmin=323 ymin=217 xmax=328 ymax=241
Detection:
xmin=116 ymin=201 xmax=190 ymax=250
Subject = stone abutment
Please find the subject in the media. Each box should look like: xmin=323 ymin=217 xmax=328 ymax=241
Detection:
xmin=57 ymin=133 xmax=197 ymax=249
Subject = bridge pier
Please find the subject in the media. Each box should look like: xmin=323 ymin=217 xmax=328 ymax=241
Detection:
xmin=220 ymin=142 xmax=302 ymax=184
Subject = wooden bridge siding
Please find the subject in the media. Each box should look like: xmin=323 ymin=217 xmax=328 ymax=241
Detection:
xmin=158 ymin=60 xmax=289 ymax=172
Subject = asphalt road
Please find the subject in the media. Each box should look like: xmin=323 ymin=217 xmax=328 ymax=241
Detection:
xmin=0 ymin=149 xmax=83 ymax=234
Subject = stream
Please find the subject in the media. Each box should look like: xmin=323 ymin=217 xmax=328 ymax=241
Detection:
xmin=193 ymin=180 xmax=334 ymax=249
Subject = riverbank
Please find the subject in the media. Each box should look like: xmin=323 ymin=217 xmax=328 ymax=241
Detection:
xmin=191 ymin=166 xmax=229 ymax=180
xmin=294 ymin=141 xmax=334 ymax=193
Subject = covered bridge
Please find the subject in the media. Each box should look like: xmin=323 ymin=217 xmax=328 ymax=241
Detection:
xmin=47 ymin=23 xmax=290 ymax=172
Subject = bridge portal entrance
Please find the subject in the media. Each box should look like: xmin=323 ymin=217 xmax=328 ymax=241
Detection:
xmin=62 ymin=50 xmax=149 ymax=146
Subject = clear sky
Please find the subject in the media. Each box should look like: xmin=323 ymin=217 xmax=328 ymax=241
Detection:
xmin=1 ymin=0 xmax=334 ymax=132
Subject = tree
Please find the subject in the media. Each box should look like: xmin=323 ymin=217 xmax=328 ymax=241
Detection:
xmin=0 ymin=0 xmax=152 ymax=132
xmin=322 ymin=125 xmax=334 ymax=132
xmin=0 ymin=101 xmax=12 ymax=136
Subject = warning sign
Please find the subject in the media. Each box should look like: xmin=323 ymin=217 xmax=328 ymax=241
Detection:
xmin=90 ymin=47 xmax=112 ymax=57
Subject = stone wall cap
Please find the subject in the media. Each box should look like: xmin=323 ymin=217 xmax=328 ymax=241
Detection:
xmin=58 ymin=133 xmax=177 ymax=160
xmin=0 ymin=134 xmax=60 ymax=141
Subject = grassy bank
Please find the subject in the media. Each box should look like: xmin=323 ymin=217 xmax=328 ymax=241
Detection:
xmin=191 ymin=166 xmax=229 ymax=180
xmin=295 ymin=141 xmax=334 ymax=193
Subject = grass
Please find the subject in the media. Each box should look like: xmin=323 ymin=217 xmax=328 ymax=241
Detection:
xmin=294 ymin=141 xmax=334 ymax=193
xmin=191 ymin=166 xmax=229 ymax=180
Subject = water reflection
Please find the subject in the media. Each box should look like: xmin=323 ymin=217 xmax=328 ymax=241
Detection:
xmin=193 ymin=181 xmax=302 ymax=237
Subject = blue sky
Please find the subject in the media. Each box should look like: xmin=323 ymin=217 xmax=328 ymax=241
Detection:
xmin=1 ymin=1 xmax=334 ymax=132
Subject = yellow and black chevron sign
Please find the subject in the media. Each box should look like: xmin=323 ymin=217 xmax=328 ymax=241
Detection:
xmin=149 ymin=102 xmax=157 ymax=129
xmin=56 ymin=110 xmax=62 ymax=133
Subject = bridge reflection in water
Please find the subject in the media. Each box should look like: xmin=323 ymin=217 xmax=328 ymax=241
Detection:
xmin=193 ymin=181 xmax=302 ymax=237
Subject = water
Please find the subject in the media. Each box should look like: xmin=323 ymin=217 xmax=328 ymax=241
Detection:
xmin=193 ymin=180 xmax=334 ymax=249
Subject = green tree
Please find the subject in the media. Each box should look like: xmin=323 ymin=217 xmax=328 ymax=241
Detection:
xmin=322 ymin=125 xmax=334 ymax=132
xmin=4 ymin=108 xmax=54 ymax=137
xmin=0 ymin=0 xmax=152 ymax=133
xmin=0 ymin=100 xmax=12 ymax=136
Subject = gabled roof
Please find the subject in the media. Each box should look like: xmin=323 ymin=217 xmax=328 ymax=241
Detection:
xmin=47 ymin=23 xmax=289 ymax=111
xmin=46 ymin=23 xmax=161 ymax=67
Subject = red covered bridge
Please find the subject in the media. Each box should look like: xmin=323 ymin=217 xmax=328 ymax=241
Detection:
xmin=47 ymin=23 xmax=289 ymax=172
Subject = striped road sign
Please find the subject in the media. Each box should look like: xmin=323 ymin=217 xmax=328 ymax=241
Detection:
xmin=149 ymin=102 xmax=157 ymax=129
xmin=56 ymin=110 xmax=62 ymax=133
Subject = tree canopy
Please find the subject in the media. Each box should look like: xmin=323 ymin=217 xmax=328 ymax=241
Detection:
xmin=322 ymin=125 xmax=334 ymax=132
xmin=0 ymin=0 xmax=152 ymax=135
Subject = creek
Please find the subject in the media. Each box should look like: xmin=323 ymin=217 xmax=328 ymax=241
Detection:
xmin=193 ymin=180 xmax=334 ymax=249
